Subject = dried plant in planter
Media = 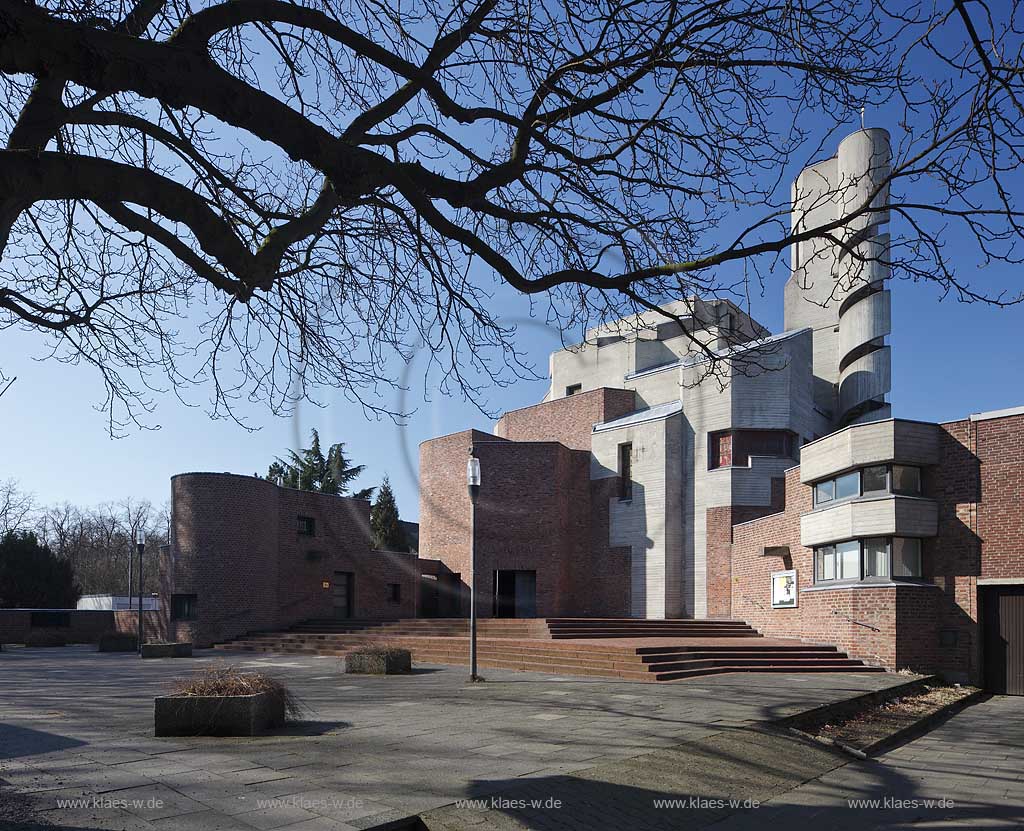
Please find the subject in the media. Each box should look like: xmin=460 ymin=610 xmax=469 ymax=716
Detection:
xmin=171 ymin=665 xmax=305 ymax=720
xmin=344 ymin=643 xmax=412 ymax=675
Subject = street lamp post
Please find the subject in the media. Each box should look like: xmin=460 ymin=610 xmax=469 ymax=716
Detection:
xmin=466 ymin=452 xmax=482 ymax=682
xmin=136 ymin=529 xmax=146 ymax=655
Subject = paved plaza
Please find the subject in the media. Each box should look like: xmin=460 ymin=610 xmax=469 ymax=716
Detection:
xmin=0 ymin=646 xmax=1021 ymax=830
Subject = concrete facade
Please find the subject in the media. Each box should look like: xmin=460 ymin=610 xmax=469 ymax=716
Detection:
xmin=417 ymin=129 xmax=895 ymax=620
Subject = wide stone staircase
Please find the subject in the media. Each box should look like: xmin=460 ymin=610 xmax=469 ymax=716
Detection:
xmin=215 ymin=618 xmax=885 ymax=682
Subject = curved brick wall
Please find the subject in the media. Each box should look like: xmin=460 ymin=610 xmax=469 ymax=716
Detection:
xmin=171 ymin=473 xmax=280 ymax=646
xmin=170 ymin=472 xmax=410 ymax=646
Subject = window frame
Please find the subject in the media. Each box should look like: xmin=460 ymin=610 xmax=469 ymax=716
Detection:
xmin=297 ymin=515 xmax=316 ymax=536
xmin=565 ymin=383 xmax=582 ymax=397
xmin=618 ymin=442 xmax=633 ymax=501
xmin=170 ymin=593 xmax=198 ymax=621
xmin=387 ymin=583 xmax=401 ymax=603
xmin=708 ymin=428 xmax=795 ymax=470
xmin=812 ymin=537 xmax=923 ymax=585
xmin=812 ymin=464 xmax=923 ymax=507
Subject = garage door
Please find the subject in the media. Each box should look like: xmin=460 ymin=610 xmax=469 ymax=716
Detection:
xmin=983 ymin=586 xmax=1024 ymax=695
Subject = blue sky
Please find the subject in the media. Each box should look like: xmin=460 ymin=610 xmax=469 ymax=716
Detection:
xmin=3 ymin=228 xmax=1022 ymax=522
xmin=3 ymin=11 xmax=1024 ymax=521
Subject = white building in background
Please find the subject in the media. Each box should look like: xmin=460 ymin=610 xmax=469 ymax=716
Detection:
xmin=76 ymin=594 xmax=160 ymax=611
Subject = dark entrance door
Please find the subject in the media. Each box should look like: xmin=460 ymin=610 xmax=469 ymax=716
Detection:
xmin=983 ymin=586 xmax=1024 ymax=695
xmin=332 ymin=571 xmax=354 ymax=619
xmin=493 ymin=570 xmax=537 ymax=618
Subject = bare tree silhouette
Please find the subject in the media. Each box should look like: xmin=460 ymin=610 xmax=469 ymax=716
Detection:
xmin=0 ymin=0 xmax=1022 ymax=431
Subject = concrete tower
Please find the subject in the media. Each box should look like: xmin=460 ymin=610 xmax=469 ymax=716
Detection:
xmin=784 ymin=128 xmax=892 ymax=427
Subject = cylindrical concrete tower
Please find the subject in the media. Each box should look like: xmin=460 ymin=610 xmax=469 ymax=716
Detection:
xmin=835 ymin=128 xmax=892 ymax=425
xmin=784 ymin=127 xmax=892 ymax=428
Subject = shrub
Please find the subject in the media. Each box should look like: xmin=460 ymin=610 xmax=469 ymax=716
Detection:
xmin=347 ymin=645 xmax=411 ymax=659
xmin=98 ymin=631 xmax=137 ymax=652
xmin=24 ymin=630 xmax=67 ymax=647
xmin=171 ymin=665 xmax=303 ymax=720
xmin=344 ymin=644 xmax=412 ymax=674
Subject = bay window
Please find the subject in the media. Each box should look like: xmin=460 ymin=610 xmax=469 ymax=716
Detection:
xmin=813 ymin=537 xmax=923 ymax=584
xmin=812 ymin=464 xmax=923 ymax=506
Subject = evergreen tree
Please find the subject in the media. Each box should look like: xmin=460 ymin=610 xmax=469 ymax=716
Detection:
xmin=370 ymin=477 xmax=407 ymax=551
xmin=265 ymin=430 xmax=374 ymax=499
xmin=0 ymin=531 xmax=80 ymax=608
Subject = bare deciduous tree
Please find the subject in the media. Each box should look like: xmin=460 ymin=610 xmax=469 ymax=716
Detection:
xmin=0 ymin=0 xmax=1022 ymax=430
xmin=0 ymin=478 xmax=34 ymax=534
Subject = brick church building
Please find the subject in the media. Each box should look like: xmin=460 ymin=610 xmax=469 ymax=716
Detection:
xmin=162 ymin=127 xmax=1024 ymax=692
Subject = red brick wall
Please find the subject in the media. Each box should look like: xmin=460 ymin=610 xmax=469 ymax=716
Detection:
xmin=418 ymin=429 xmax=498 ymax=578
xmin=728 ymin=471 xmax=904 ymax=668
xmin=170 ymin=473 xmax=411 ymax=646
xmin=706 ymin=478 xmax=785 ymax=619
xmin=418 ymin=429 xmax=610 ymax=616
xmin=0 ymin=609 xmax=163 ymax=644
xmin=494 ymin=388 xmax=635 ymax=450
xmin=726 ymin=412 xmax=1024 ymax=682
xmin=974 ymin=415 xmax=1024 ymax=579
xmin=171 ymin=473 xmax=280 ymax=646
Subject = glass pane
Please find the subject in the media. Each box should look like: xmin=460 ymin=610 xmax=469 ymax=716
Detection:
xmin=815 ymin=480 xmax=835 ymax=505
xmin=893 ymin=538 xmax=922 ymax=577
xmin=863 ymin=537 xmax=890 ymax=577
xmin=892 ymin=465 xmax=922 ymax=495
xmin=835 ymin=471 xmax=860 ymax=500
xmin=816 ymin=546 xmax=835 ymax=581
xmin=862 ymin=465 xmax=888 ymax=494
xmin=836 ymin=540 xmax=861 ymax=579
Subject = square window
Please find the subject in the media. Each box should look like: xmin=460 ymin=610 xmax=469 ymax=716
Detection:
xmin=892 ymin=538 xmax=922 ymax=577
xmin=862 ymin=465 xmax=889 ymax=494
xmin=171 ymin=594 xmax=198 ymax=621
xmin=387 ymin=583 xmax=401 ymax=603
xmin=892 ymin=465 xmax=922 ymax=496
xmin=814 ymin=479 xmax=835 ymax=505
xmin=863 ymin=537 xmax=890 ymax=577
xmin=297 ymin=515 xmax=316 ymax=536
xmin=618 ymin=443 xmax=633 ymax=501
xmin=834 ymin=471 xmax=860 ymax=501
xmin=565 ymin=383 xmax=582 ymax=396
xmin=836 ymin=540 xmax=862 ymax=579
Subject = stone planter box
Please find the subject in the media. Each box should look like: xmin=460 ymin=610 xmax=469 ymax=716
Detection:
xmin=141 ymin=642 xmax=193 ymax=659
xmin=98 ymin=633 xmax=137 ymax=652
xmin=345 ymin=649 xmax=412 ymax=675
xmin=154 ymin=691 xmax=285 ymax=736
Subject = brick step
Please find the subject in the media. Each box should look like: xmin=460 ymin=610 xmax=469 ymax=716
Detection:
xmin=225 ymin=640 xmax=647 ymax=665
xmin=225 ymin=633 xmax=843 ymax=658
xmin=411 ymin=649 xmax=854 ymax=669
xmin=549 ymin=631 xmax=758 ymax=639
xmin=651 ymin=664 xmax=887 ymax=681
xmin=548 ymin=618 xmax=752 ymax=622
xmin=223 ymin=641 xmax=861 ymax=668
xmin=217 ymin=641 xmax=880 ymax=682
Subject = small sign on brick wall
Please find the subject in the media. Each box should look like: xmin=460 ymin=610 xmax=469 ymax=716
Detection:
xmin=771 ymin=569 xmax=798 ymax=609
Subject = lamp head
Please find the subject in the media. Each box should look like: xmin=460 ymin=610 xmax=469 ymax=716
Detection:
xmin=467 ymin=455 xmax=481 ymax=502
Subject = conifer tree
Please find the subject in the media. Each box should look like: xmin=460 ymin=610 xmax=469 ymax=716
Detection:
xmin=370 ymin=477 xmax=406 ymax=551
xmin=265 ymin=430 xmax=374 ymax=499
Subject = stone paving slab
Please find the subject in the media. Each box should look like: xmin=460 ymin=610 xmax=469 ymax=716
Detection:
xmin=0 ymin=645 xmax=909 ymax=830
